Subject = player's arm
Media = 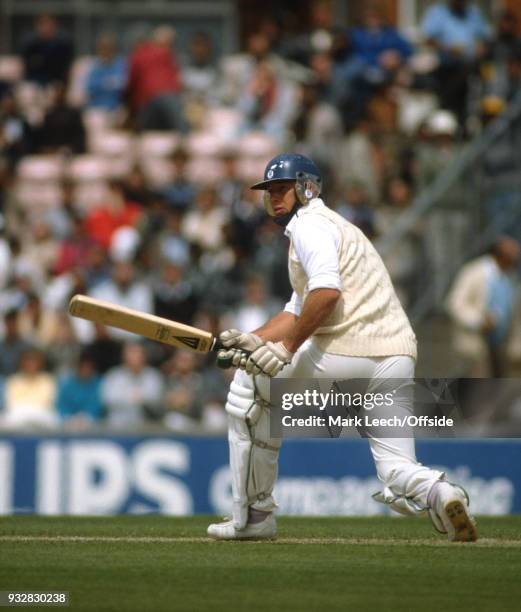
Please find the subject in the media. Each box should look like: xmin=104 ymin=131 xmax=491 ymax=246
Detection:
xmin=280 ymin=287 xmax=340 ymax=353
xmin=254 ymin=285 xmax=340 ymax=349
xmin=223 ymin=284 xmax=339 ymax=353
xmin=254 ymin=311 xmax=298 ymax=342
xmin=246 ymin=215 xmax=342 ymax=376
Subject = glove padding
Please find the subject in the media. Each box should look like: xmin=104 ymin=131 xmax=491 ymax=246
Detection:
xmin=216 ymin=347 xmax=249 ymax=370
xmin=219 ymin=329 xmax=263 ymax=352
xmin=246 ymin=341 xmax=294 ymax=377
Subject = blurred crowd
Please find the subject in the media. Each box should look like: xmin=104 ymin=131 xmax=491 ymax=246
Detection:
xmin=0 ymin=0 xmax=521 ymax=431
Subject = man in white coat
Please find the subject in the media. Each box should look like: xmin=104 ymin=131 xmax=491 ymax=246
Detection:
xmin=208 ymin=153 xmax=477 ymax=542
xmin=446 ymin=237 xmax=520 ymax=377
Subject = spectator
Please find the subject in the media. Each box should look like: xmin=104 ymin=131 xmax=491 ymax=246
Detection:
xmin=0 ymin=92 xmax=34 ymax=169
xmin=252 ymin=216 xmax=293 ymax=302
xmin=121 ymin=165 xmax=154 ymax=207
xmin=291 ymin=81 xmax=343 ymax=173
xmin=182 ymin=31 xmax=218 ymax=97
xmin=91 ymin=261 xmax=153 ymax=340
xmin=421 ymin=0 xmax=491 ymax=127
xmin=219 ymin=31 xmax=288 ymax=106
xmin=446 ymin=236 xmax=520 ymax=377
xmin=84 ymin=244 xmax=111 ymax=290
xmin=308 ymin=50 xmax=351 ymax=110
xmin=198 ymin=366 xmax=230 ymax=432
xmin=182 ymin=186 xmax=227 ymax=252
xmin=224 ymin=274 xmax=281 ymax=332
xmin=335 ymin=181 xmax=376 ymax=238
xmin=225 ymin=184 xmax=265 ymax=257
xmin=85 ymin=34 xmax=127 ymax=112
xmin=37 ymin=82 xmax=86 ymax=154
xmin=237 ymin=59 xmax=299 ymax=143
xmin=346 ymin=6 xmax=414 ymax=129
xmin=0 ymin=310 xmax=34 ymax=377
xmin=102 ymin=341 xmax=164 ymax=428
xmin=3 ymin=348 xmax=57 ymax=430
xmin=22 ymin=218 xmax=60 ymax=280
xmin=153 ymin=261 xmax=199 ymax=324
xmin=84 ymin=180 xmax=142 ymax=250
xmin=44 ymin=311 xmax=81 ymax=376
xmin=163 ymin=350 xmax=204 ymax=429
xmin=333 ymin=120 xmax=381 ymax=202
xmin=1 ymin=241 xmax=45 ymax=312
xmin=126 ymin=25 xmax=187 ymax=132
xmin=219 ymin=30 xmax=311 ymax=106
xmin=161 ymin=148 xmax=196 ymax=212
xmin=43 ymin=266 xmax=88 ymax=314
xmin=182 ymin=31 xmax=218 ymax=128
xmin=44 ymin=180 xmax=77 ymax=240
xmin=375 ymin=177 xmax=422 ymax=307
xmin=84 ymin=323 xmax=122 ymax=374
xmin=17 ymin=292 xmax=60 ymax=348
xmin=351 ymin=5 xmax=413 ymax=78
xmin=280 ymin=0 xmax=350 ymax=67
xmin=216 ymin=150 xmax=243 ymax=212
xmin=56 ymin=350 xmax=103 ymax=430
xmin=154 ymin=209 xmax=190 ymax=267
xmin=21 ymin=14 xmax=74 ymax=86
xmin=136 ymin=191 xmax=166 ymax=239
xmin=54 ymin=215 xmax=96 ymax=275
xmin=416 ymin=110 xmax=467 ymax=307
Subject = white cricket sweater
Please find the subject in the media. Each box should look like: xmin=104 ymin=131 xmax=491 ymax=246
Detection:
xmin=286 ymin=199 xmax=417 ymax=359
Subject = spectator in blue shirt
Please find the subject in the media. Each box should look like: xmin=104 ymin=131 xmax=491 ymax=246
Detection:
xmin=339 ymin=7 xmax=413 ymax=129
xmin=421 ymin=0 xmax=491 ymax=129
xmin=422 ymin=0 xmax=490 ymax=60
xmin=161 ymin=148 xmax=196 ymax=212
xmin=85 ymin=34 xmax=127 ymax=111
xmin=351 ymin=6 xmax=413 ymax=76
xmin=56 ymin=350 xmax=104 ymax=429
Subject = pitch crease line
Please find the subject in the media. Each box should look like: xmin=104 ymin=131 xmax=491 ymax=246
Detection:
xmin=0 ymin=535 xmax=519 ymax=547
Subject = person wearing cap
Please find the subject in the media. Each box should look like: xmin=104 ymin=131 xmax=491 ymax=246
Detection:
xmin=207 ymin=152 xmax=478 ymax=543
xmin=416 ymin=109 xmax=468 ymax=309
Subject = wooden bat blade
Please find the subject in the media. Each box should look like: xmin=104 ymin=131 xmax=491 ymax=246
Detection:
xmin=69 ymin=295 xmax=217 ymax=353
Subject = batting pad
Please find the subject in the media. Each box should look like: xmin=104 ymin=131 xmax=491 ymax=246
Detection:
xmin=226 ymin=370 xmax=281 ymax=529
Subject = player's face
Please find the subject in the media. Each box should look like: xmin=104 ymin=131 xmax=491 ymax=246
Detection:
xmin=265 ymin=181 xmax=297 ymax=216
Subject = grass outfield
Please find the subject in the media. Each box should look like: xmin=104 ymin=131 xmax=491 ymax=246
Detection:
xmin=1 ymin=516 xmax=520 ymax=611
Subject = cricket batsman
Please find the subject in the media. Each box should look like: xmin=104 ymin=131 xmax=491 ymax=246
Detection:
xmin=208 ymin=153 xmax=477 ymax=542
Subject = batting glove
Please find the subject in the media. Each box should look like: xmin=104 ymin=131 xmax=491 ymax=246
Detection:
xmin=216 ymin=347 xmax=249 ymax=370
xmin=219 ymin=329 xmax=263 ymax=352
xmin=246 ymin=341 xmax=294 ymax=377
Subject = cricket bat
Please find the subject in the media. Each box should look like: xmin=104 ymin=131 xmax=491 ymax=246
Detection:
xmin=68 ymin=294 xmax=224 ymax=354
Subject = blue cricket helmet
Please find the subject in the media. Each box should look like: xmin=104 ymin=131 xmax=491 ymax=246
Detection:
xmin=251 ymin=153 xmax=322 ymax=192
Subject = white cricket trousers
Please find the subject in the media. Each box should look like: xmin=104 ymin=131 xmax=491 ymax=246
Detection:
xmin=253 ymin=339 xmax=444 ymax=514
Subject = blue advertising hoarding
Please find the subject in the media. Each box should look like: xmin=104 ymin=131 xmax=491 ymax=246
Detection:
xmin=0 ymin=436 xmax=519 ymax=515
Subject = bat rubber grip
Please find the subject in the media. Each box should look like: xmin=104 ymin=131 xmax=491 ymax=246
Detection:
xmin=213 ymin=339 xmax=251 ymax=370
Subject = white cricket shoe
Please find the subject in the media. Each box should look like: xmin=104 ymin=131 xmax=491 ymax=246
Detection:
xmin=207 ymin=514 xmax=277 ymax=540
xmin=429 ymin=482 xmax=478 ymax=542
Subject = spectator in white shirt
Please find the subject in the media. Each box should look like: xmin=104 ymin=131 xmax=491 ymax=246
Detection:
xmin=101 ymin=341 xmax=164 ymax=429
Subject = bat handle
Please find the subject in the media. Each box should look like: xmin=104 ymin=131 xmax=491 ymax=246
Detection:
xmin=212 ymin=338 xmax=251 ymax=370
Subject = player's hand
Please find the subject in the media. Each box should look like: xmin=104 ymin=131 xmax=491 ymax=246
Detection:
xmin=216 ymin=347 xmax=249 ymax=370
xmin=219 ymin=329 xmax=263 ymax=352
xmin=246 ymin=341 xmax=294 ymax=377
